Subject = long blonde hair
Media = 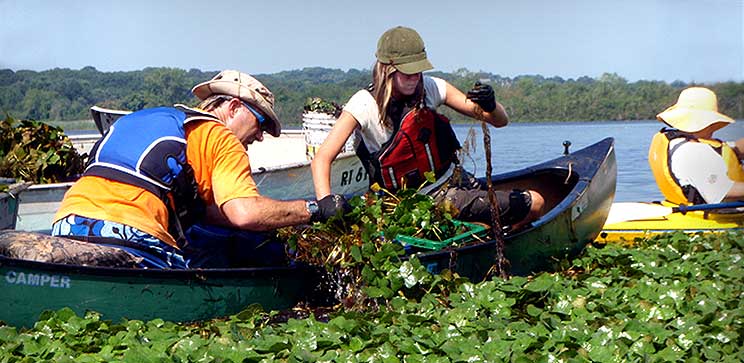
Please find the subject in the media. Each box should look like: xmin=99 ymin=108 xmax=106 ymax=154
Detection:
xmin=371 ymin=62 xmax=424 ymax=129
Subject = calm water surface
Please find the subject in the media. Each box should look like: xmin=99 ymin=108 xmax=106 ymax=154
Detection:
xmin=70 ymin=120 xmax=743 ymax=202
xmin=452 ymin=120 xmax=744 ymax=202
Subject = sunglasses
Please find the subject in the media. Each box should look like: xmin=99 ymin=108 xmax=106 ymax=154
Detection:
xmin=241 ymin=101 xmax=265 ymax=123
xmin=241 ymin=100 xmax=271 ymax=133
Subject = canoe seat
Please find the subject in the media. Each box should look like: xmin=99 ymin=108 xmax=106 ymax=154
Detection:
xmin=0 ymin=230 xmax=143 ymax=268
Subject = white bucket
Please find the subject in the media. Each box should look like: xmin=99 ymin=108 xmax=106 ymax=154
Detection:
xmin=302 ymin=111 xmax=357 ymax=160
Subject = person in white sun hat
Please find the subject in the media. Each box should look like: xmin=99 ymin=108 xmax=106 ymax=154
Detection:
xmin=52 ymin=70 xmax=347 ymax=269
xmin=648 ymin=86 xmax=744 ymax=205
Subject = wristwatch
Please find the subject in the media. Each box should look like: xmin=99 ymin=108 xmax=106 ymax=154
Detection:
xmin=306 ymin=200 xmax=319 ymax=220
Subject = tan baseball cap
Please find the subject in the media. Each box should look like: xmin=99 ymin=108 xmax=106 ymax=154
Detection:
xmin=376 ymin=26 xmax=433 ymax=75
xmin=192 ymin=70 xmax=281 ymax=137
xmin=656 ymin=87 xmax=734 ymax=133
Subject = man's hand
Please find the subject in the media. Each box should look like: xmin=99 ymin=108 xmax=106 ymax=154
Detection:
xmin=466 ymin=81 xmax=496 ymax=113
xmin=314 ymin=194 xmax=352 ymax=222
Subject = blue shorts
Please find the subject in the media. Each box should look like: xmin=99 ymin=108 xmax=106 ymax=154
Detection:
xmin=52 ymin=215 xmax=189 ymax=269
xmin=52 ymin=215 xmax=289 ymax=269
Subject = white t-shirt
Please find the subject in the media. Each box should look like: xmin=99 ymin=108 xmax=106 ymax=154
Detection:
xmin=669 ymin=139 xmax=735 ymax=203
xmin=343 ymin=76 xmax=448 ymax=153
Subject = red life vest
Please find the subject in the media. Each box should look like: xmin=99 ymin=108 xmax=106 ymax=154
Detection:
xmin=374 ymin=107 xmax=460 ymax=190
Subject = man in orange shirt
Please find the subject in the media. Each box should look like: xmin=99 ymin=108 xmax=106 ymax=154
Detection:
xmin=52 ymin=70 xmax=349 ymax=268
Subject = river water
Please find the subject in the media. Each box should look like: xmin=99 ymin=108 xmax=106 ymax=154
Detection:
xmin=69 ymin=119 xmax=743 ymax=202
xmin=452 ymin=120 xmax=744 ymax=202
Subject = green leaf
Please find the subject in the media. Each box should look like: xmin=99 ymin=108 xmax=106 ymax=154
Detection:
xmin=524 ymin=273 xmax=554 ymax=292
xmin=526 ymin=304 xmax=542 ymax=317
xmin=329 ymin=316 xmax=357 ymax=333
xmin=350 ymin=245 xmax=363 ymax=262
xmin=0 ymin=326 xmax=18 ymax=342
xmin=348 ymin=336 xmax=366 ymax=352
xmin=251 ymin=334 xmax=290 ymax=353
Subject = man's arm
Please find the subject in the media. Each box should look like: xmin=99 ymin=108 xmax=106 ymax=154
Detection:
xmin=221 ymin=196 xmax=311 ymax=231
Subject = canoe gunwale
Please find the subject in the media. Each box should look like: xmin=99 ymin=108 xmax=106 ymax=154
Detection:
xmin=0 ymin=254 xmax=315 ymax=280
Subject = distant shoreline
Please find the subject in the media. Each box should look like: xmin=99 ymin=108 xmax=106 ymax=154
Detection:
xmin=5 ymin=67 xmax=743 ymax=127
xmin=59 ymin=118 xmax=664 ymax=135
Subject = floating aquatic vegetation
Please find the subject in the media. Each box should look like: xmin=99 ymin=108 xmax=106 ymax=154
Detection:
xmin=3 ymin=232 xmax=741 ymax=361
xmin=277 ymin=176 xmax=468 ymax=310
xmin=0 ymin=114 xmax=86 ymax=187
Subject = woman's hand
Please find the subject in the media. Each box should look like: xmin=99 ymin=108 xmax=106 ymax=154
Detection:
xmin=466 ymin=82 xmax=496 ymax=112
xmin=446 ymin=81 xmax=507 ymax=127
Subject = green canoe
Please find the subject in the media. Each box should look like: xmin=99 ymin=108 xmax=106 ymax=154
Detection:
xmin=0 ymin=138 xmax=615 ymax=327
xmin=415 ymin=137 xmax=617 ymax=278
xmin=0 ymin=251 xmax=316 ymax=328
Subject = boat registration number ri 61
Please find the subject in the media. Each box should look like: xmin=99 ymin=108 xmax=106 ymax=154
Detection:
xmin=339 ymin=166 xmax=368 ymax=187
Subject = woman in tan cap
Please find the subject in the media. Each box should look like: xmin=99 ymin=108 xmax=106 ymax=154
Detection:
xmin=52 ymin=70 xmax=347 ymax=269
xmin=649 ymin=86 xmax=744 ymax=205
xmin=311 ymin=26 xmax=544 ymax=230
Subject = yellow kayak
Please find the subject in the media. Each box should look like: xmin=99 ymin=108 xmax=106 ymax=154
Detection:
xmin=597 ymin=201 xmax=744 ymax=244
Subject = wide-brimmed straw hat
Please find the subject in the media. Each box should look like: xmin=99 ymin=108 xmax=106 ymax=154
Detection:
xmin=192 ymin=70 xmax=281 ymax=137
xmin=656 ymin=87 xmax=734 ymax=133
xmin=376 ymin=26 xmax=434 ymax=75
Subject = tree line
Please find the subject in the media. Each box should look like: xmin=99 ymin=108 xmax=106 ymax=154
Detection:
xmin=1 ymin=66 xmax=742 ymax=126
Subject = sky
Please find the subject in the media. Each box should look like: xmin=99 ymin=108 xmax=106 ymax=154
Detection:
xmin=1 ymin=0 xmax=742 ymax=84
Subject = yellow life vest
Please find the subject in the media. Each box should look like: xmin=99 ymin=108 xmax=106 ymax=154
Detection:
xmin=648 ymin=128 xmax=744 ymax=204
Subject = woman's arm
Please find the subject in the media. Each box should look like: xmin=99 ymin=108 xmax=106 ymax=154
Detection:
xmin=442 ymin=81 xmax=508 ymax=128
xmin=311 ymin=111 xmax=360 ymax=199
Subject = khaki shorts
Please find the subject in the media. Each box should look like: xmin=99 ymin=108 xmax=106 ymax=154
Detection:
xmin=430 ymin=171 xmax=532 ymax=226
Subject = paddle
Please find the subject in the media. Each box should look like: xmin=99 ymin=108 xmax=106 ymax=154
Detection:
xmin=605 ymin=201 xmax=744 ymax=225
xmin=673 ymin=201 xmax=744 ymax=214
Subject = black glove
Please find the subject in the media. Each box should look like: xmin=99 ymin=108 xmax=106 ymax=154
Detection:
xmin=466 ymin=81 xmax=496 ymax=113
xmin=313 ymin=194 xmax=352 ymax=223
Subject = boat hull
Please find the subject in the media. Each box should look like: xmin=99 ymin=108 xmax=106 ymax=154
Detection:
xmin=252 ymin=152 xmax=367 ymax=200
xmin=417 ymin=137 xmax=617 ymax=278
xmin=0 ymin=257 xmax=316 ymax=328
xmin=597 ymin=201 xmax=744 ymax=244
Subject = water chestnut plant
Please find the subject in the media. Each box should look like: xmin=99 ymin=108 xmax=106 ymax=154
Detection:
xmin=278 ymin=178 xmax=465 ymax=310
xmin=3 ymin=232 xmax=740 ymax=361
xmin=0 ymin=115 xmax=86 ymax=188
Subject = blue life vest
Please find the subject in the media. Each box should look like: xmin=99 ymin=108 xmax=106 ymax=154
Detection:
xmin=86 ymin=105 xmax=218 ymax=196
xmin=84 ymin=105 xmax=221 ymax=243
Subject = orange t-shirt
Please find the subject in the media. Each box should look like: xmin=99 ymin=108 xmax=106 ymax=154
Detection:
xmin=54 ymin=120 xmax=259 ymax=247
